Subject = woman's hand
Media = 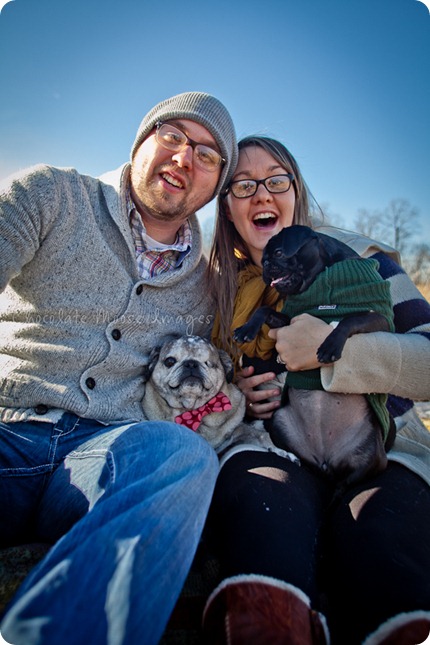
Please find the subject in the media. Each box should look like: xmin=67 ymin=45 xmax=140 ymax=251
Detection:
xmin=236 ymin=314 xmax=333 ymax=419
xmin=235 ymin=365 xmax=281 ymax=420
xmin=268 ymin=313 xmax=333 ymax=370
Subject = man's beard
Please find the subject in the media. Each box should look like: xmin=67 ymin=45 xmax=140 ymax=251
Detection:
xmin=131 ymin=164 xmax=198 ymax=223
xmin=139 ymin=187 xmax=192 ymax=222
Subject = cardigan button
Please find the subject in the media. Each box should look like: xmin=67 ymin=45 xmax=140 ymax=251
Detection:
xmin=86 ymin=377 xmax=96 ymax=390
xmin=34 ymin=404 xmax=48 ymax=415
xmin=111 ymin=329 xmax=121 ymax=341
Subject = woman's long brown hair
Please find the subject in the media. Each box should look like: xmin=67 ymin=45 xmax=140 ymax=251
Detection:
xmin=206 ymin=135 xmax=323 ymax=354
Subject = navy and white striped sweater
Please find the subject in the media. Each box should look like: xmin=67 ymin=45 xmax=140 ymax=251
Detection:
xmin=373 ymin=251 xmax=430 ymax=420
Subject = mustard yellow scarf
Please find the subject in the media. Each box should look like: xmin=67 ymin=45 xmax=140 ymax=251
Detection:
xmin=212 ymin=264 xmax=281 ymax=365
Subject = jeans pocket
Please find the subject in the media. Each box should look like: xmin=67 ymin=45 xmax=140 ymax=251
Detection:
xmin=0 ymin=420 xmax=57 ymax=544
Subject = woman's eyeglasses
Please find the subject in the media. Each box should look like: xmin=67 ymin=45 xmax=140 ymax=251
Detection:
xmin=227 ymin=174 xmax=294 ymax=199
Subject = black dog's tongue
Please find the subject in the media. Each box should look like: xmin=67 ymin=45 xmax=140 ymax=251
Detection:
xmin=270 ymin=273 xmax=291 ymax=288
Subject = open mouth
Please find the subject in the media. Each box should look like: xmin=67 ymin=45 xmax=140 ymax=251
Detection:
xmin=161 ymin=172 xmax=185 ymax=190
xmin=270 ymin=274 xmax=292 ymax=288
xmin=269 ymin=272 xmax=303 ymax=295
xmin=252 ymin=213 xmax=278 ymax=229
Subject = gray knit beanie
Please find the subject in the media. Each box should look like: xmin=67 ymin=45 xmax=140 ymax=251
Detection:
xmin=130 ymin=91 xmax=238 ymax=194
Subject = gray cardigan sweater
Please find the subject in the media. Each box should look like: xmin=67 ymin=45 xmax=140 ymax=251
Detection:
xmin=0 ymin=163 xmax=215 ymax=424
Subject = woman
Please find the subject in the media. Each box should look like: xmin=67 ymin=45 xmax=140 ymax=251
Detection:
xmin=204 ymin=136 xmax=430 ymax=644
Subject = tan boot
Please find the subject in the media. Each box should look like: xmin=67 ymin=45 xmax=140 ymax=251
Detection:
xmin=202 ymin=573 xmax=329 ymax=644
xmin=363 ymin=611 xmax=430 ymax=645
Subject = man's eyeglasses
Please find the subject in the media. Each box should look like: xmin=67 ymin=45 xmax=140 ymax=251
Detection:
xmin=155 ymin=122 xmax=225 ymax=172
xmin=227 ymin=174 xmax=295 ymax=199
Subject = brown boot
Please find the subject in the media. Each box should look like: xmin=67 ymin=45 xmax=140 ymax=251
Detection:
xmin=202 ymin=574 xmax=329 ymax=644
xmin=363 ymin=611 xmax=430 ymax=645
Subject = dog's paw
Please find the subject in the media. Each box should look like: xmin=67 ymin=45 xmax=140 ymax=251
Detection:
xmin=267 ymin=446 xmax=301 ymax=465
xmin=317 ymin=338 xmax=343 ymax=363
xmin=277 ymin=449 xmax=301 ymax=465
xmin=233 ymin=324 xmax=257 ymax=344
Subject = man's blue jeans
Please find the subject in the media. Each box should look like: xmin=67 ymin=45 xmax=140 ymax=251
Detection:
xmin=0 ymin=413 xmax=219 ymax=644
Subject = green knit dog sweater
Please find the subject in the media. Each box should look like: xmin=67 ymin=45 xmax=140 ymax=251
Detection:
xmin=281 ymin=257 xmax=394 ymax=441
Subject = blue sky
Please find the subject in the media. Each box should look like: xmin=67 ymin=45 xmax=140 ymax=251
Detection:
xmin=0 ymin=0 xmax=429 ymax=246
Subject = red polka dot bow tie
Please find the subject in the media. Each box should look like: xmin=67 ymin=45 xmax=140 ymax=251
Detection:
xmin=175 ymin=392 xmax=232 ymax=431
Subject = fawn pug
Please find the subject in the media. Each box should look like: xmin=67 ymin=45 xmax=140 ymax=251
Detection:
xmin=141 ymin=334 xmax=289 ymax=461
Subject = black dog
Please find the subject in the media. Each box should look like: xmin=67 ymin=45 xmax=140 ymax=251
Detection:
xmin=234 ymin=225 xmax=395 ymax=490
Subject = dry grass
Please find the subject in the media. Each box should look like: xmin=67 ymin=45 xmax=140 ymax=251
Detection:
xmin=414 ymin=284 xmax=430 ymax=430
xmin=417 ymin=283 xmax=430 ymax=302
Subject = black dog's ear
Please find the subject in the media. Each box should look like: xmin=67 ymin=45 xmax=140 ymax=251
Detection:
xmin=217 ymin=349 xmax=235 ymax=383
xmin=142 ymin=346 xmax=162 ymax=382
xmin=317 ymin=231 xmax=360 ymax=265
xmin=317 ymin=236 xmax=331 ymax=266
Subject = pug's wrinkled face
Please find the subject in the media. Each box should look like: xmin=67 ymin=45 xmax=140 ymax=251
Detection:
xmin=145 ymin=336 xmax=233 ymax=410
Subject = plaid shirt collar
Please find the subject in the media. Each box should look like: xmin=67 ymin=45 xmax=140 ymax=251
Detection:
xmin=127 ymin=190 xmax=192 ymax=279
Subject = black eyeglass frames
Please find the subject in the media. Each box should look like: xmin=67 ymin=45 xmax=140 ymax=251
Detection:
xmin=155 ymin=122 xmax=225 ymax=172
xmin=227 ymin=174 xmax=294 ymax=198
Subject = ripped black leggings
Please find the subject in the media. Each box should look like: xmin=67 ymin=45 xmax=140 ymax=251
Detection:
xmin=206 ymin=450 xmax=430 ymax=644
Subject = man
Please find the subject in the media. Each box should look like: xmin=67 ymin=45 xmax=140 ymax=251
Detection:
xmin=0 ymin=91 xmax=237 ymax=644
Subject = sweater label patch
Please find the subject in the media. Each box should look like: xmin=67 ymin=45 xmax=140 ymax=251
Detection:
xmin=318 ymin=305 xmax=337 ymax=310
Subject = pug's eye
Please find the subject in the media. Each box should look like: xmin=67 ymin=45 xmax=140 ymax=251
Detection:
xmin=274 ymin=249 xmax=283 ymax=258
xmin=164 ymin=356 xmax=177 ymax=368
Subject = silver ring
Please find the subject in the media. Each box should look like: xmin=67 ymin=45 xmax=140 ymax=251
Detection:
xmin=248 ymin=402 xmax=253 ymax=408
xmin=276 ymin=354 xmax=285 ymax=365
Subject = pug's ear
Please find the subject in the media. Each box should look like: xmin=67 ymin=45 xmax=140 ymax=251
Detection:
xmin=217 ymin=349 xmax=234 ymax=383
xmin=142 ymin=346 xmax=161 ymax=382
xmin=142 ymin=333 xmax=183 ymax=381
